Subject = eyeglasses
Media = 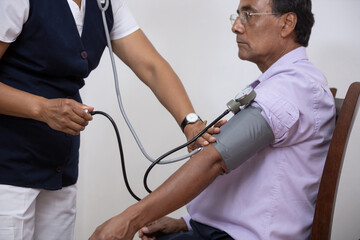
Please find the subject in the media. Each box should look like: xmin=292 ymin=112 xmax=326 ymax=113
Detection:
xmin=230 ymin=12 xmax=277 ymax=25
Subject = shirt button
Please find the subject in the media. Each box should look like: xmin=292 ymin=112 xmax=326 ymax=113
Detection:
xmin=56 ymin=166 xmax=63 ymax=173
xmin=80 ymin=51 xmax=88 ymax=59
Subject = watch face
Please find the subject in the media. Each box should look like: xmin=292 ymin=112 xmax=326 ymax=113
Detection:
xmin=186 ymin=113 xmax=199 ymax=123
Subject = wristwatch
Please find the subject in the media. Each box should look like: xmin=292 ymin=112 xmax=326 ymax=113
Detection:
xmin=180 ymin=113 xmax=202 ymax=132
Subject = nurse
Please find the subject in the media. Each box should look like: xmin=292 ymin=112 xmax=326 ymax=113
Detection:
xmin=0 ymin=0 xmax=218 ymax=239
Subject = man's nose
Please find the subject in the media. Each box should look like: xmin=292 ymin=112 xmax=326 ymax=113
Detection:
xmin=232 ymin=18 xmax=245 ymax=34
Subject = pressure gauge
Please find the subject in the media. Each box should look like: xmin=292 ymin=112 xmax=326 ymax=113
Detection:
xmin=235 ymin=86 xmax=256 ymax=107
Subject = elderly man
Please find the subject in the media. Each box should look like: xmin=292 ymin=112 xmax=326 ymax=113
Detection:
xmin=90 ymin=0 xmax=335 ymax=239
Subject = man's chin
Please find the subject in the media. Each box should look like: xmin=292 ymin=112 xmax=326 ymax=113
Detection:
xmin=238 ymin=52 xmax=248 ymax=61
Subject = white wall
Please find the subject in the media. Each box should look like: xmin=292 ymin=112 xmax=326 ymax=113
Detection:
xmin=75 ymin=0 xmax=360 ymax=239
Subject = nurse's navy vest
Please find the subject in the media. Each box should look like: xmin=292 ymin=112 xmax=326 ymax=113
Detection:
xmin=0 ymin=0 xmax=113 ymax=190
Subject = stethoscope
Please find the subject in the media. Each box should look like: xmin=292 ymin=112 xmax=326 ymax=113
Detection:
xmin=93 ymin=0 xmax=255 ymax=201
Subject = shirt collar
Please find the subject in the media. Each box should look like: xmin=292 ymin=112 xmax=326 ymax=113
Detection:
xmin=258 ymin=46 xmax=308 ymax=83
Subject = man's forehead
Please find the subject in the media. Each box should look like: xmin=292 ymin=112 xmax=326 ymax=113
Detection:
xmin=238 ymin=0 xmax=271 ymax=11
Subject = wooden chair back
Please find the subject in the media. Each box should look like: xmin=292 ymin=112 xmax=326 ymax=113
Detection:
xmin=310 ymin=82 xmax=360 ymax=239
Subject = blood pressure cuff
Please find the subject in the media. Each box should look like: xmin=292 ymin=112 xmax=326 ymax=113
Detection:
xmin=212 ymin=106 xmax=274 ymax=173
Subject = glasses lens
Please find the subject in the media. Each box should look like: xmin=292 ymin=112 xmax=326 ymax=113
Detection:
xmin=230 ymin=14 xmax=238 ymax=25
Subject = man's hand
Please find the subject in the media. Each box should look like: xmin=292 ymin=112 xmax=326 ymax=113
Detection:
xmin=138 ymin=217 xmax=188 ymax=240
xmin=184 ymin=119 xmax=227 ymax=152
xmin=89 ymin=213 xmax=137 ymax=240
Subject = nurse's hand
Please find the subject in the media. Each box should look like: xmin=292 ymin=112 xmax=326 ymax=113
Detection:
xmin=39 ymin=98 xmax=94 ymax=135
xmin=184 ymin=119 xmax=227 ymax=152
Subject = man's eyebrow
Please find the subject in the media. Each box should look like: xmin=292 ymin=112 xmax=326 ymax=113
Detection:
xmin=239 ymin=5 xmax=255 ymax=12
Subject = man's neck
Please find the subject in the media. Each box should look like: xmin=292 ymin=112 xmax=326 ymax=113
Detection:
xmin=258 ymin=42 xmax=302 ymax=73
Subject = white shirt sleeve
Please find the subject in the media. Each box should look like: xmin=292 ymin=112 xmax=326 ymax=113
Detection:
xmin=0 ymin=0 xmax=138 ymax=42
xmin=110 ymin=0 xmax=139 ymax=40
xmin=0 ymin=0 xmax=30 ymax=43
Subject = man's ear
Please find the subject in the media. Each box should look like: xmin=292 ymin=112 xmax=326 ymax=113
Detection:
xmin=280 ymin=12 xmax=297 ymax=38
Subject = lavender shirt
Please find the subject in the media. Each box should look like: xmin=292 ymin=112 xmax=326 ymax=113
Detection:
xmin=184 ymin=47 xmax=335 ymax=240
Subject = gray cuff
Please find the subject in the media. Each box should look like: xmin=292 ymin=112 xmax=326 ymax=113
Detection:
xmin=212 ymin=107 xmax=274 ymax=172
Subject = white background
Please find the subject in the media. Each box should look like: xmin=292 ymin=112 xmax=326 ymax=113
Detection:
xmin=75 ymin=0 xmax=360 ymax=239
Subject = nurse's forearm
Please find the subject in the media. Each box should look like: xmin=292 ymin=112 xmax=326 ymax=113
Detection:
xmin=0 ymin=41 xmax=45 ymax=119
xmin=111 ymin=30 xmax=195 ymax=126
xmin=0 ymin=82 xmax=46 ymax=120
